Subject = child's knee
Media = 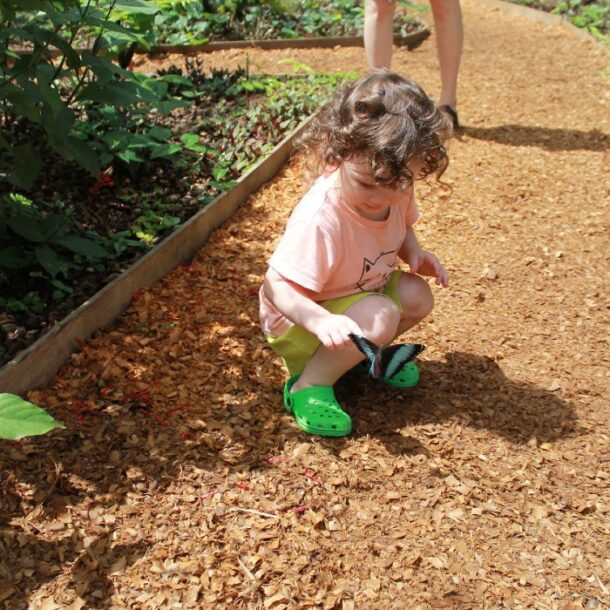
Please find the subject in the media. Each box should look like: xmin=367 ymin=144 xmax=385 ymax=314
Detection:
xmin=347 ymin=295 xmax=400 ymax=344
xmin=400 ymin=275 xmax=434 ymax=320
xmin=364 ymin=296 xmax=401 ymax=344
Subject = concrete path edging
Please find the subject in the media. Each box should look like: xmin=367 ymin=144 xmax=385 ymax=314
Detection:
xmin=140 ymin=26 xmax=430 ymax=55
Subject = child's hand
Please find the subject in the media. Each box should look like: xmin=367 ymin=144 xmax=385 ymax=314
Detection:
xmin=311 ymin=314 xmax=364 ymax=351
xmin=406 ymin=248 xmax=449 ymax=287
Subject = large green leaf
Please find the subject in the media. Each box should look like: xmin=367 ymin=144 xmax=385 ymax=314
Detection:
xmin=45 ymin=4 xmax=83 ymax=28
xmin=55 ymin=136 xmax=100 ymax=178
xmin=3 ymin=87 xmax=40 ymax=123
xmin=34 ymin=245 xmax=68 ymax=278
xmin=86 ymin=16 xmax=144 ymax=39
xmin=113 ymin=0 xmax=159 ymax=15
xmin=55 ymin=235 xmax=108 ymax=259
xmin=0 ymin=393 xmax=65 ymax=441
xmin=180 ymin=133 xmax=208 ymax=153
xmin=78 ymin=80 xmax=158 ymax=106
xmin=148 ymin=125 xmax=172 ymax=141
xmin=81 ymin=51 xmax=130 ymax=85
xmin=7 ymin=214 xmax=67 ymax=243
xmin=7 ymin=216 xmax=47 ymax=242
xmin=149 ymin=142 xmax=182 ymax=159
xmin=47 ymin=34 xmax=82 ymax=70
xmin=0 ymin=246 xmax=30 ymax=269
xmin=13 ymin=143 xmax=42 ymax=189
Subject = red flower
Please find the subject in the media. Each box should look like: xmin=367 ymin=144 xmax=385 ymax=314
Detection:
xmin=89 ymin=171 xmax=115 ymax=197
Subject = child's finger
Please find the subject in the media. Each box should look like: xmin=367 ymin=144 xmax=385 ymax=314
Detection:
xmin=335 ymin=329 xmax=352 ymax=349
xmin=348 ymin=321 xmax=364 ymax=337
xmin=340 ymin=329 xmax=358 ymax=348
xmin=321 ymin=332 xmax=338 ymax=350
xmin=329 ymin=332 xmax=342 ymax=350
xmin=341 ymin=335 xmax=354 ymax=349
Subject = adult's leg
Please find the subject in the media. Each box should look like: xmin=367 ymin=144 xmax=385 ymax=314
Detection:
xmin=364 ymin=0 xmax=397 ymax=69
xmin=394 ymin=272 xmax=434 ymax=337
xmin=292 ymin=294 xmax=400 ymax=392
xmin=429 ymin=0 xmax=463 ymax=109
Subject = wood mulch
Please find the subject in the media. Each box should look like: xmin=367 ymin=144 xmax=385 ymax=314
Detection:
xmin=1 ymin=0 xmax=609 ymax=608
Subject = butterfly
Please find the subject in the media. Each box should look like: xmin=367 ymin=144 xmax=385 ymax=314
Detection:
xmin=349 ymin=333 xmax=425 ymax=381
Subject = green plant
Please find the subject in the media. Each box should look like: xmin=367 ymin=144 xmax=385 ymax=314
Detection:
xmin=0 ymin=193 xmax=108 ymax=298
xmin=554 ymin=0 xmax=609 ymax=41
xmin=0 ymin=393 xmax=65 ymax=440
xmin=132 ymin=209 xmax=180 ymax=244
xmin=0 ymin=292 xmax=46 ymax=313
xmin=115 ymin=0 xmax=426 ymax=45
xmin=0 ymin=0 xmax=187 ymax=189
xmin=507 ymin=0 xmax=608 ymax=43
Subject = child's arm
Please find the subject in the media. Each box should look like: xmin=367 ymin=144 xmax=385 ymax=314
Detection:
xmin=399 ymin=226 xmax=449 ymax=287
xmin=263 ymin=268 xmax=363 ymax=350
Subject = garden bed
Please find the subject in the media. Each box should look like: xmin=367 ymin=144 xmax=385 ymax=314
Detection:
xmin=0 ymin=113 xmax=314 ymax=395
xmin=123 ymin=0 xmax=427 ymax=47
xmin=0 ymin=64 xmax=351 ymax=372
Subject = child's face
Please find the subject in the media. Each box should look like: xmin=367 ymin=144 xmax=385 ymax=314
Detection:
xmin=338 ymin=157 xmax=413 ymax=220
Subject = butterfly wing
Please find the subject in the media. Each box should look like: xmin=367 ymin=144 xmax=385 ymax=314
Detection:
xmin=379 ymin=343 xmax=425 ymax=380
xmin=348 ymin=333 xmax=381 ymax=378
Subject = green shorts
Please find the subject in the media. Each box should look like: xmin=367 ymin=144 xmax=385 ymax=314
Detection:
xmin=267 ymin=270 xmax=403 ymax=376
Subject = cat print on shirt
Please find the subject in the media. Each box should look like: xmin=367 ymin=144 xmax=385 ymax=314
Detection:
xmin=356 ymin=248 xmax=400 ymax=291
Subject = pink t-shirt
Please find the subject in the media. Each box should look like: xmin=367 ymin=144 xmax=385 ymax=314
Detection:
xmin=259 ymin=170 xmax=419 ymax=337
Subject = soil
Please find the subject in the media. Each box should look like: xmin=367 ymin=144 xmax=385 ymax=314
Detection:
xmin=1 ymin=0 xmax=609 ymax=608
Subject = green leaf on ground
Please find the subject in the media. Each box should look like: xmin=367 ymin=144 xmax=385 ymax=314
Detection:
xmin=0 ymin=394 xmax=65 ymax=441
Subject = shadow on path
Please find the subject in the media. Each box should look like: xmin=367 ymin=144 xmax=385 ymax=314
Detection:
xmin=332 ymin=351 xmax=580 ymax=452
xmin=463 ymin=124 xmax=609 ymax=152
xmin=0 ymin=347 xmax=581 ymax=609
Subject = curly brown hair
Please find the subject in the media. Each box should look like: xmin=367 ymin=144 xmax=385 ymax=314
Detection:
xmin=297 ymin=69 xmax=451 ymax=187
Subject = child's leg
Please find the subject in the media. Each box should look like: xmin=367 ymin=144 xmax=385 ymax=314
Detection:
xmin=364 ymin=0 xmax=396 ymax=69
xmin=394 ymin=272 xmax=434 ymax=337
xmin=292 ymin=294 xmax=400 ymax=393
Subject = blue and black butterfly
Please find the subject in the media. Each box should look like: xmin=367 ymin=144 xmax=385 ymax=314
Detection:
xmin=349 ymin=333 xmax=425 ymax=381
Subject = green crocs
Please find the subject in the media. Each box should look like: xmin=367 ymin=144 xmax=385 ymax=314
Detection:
xmin=352 ymin=359 xmax=420 ymax=388
xmin=381 ymin=361 xmax=419 ymax=388
xmin=283 ymin=376 xmax=352 ymax=437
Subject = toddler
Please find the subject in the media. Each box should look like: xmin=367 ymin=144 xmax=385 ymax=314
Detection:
xmin=259 ymin=69 xmax=450 ymax=437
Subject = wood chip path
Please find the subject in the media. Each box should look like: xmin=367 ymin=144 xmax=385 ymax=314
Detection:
xmin=1 ymin=0 xmax=608 ymax=608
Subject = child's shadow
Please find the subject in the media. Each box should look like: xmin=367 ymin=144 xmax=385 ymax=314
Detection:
xmin=335 ymin=351 xmax=580 ymax=454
